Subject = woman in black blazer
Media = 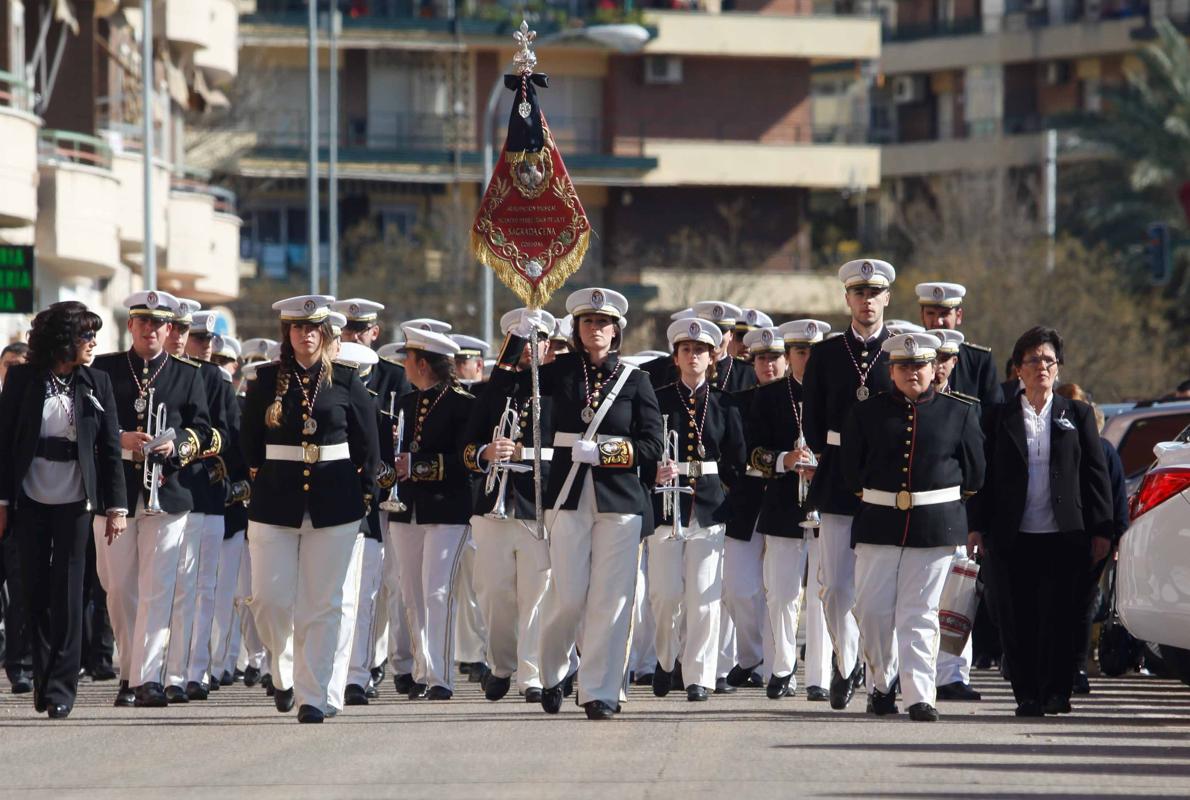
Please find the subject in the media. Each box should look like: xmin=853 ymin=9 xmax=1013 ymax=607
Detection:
xmin=968 ymin=327 xmax=1113 ymax=717
xmin=0 ymin=302 xmax=126 ymax=718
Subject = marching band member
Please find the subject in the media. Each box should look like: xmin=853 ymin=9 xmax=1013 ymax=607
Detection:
xmin=452 ymin=335 xmax=490 ymax=388
xmin=646 ymin=318 xmax=745 ymax=701
xmin=802 ymin=259 xmax=897 ymax=710
xmin=91 ymin=291 xmax=210 ymax=708
xmin=462 ymin=308 xmax=556 ymax=702
xmin=777 ymin=320 xmax=834 ymax=702
xmin=642 ymin=302 xmax=756 ymax=394
xmin=916 ymin=282 xmax=1000 ymax=406
xmin=730 ymin=309 xmax=773 ymax=360
xmin=546 ymin=315 xmax=572 ymax=363
xmin=384 ymin=327 xmax=475 ymax=701
xmin=492 ymin=289 xmax=663 ymax=720
xmin=240 ymin=295 xmax=379 ymax=723
xmin=842 ymin=333 xmax=985 ymax=721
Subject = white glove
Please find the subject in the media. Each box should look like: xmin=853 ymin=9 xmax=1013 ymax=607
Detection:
xmin=513 ymin=309 xmax=550 ymax=339
xmin=571 ymin=439 xmax=600 ymax=465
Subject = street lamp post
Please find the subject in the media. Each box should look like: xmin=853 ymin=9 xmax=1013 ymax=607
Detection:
xmin=142 ymin=0 xmax=155 ymax=291
xmin=307 ymin=0 xmax=320 ymax=295
xmin=478 ymin=23 xmax=650 ymax=345
xmin=328 ymin=7 xmax=340 ymax=298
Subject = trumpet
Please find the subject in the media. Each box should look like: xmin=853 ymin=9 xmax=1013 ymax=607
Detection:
xmin=653 ymin=415 xmax=694 ymax=541
xmin=795 ymin=427 xmax=820 ymax=529
xmin=142 ymin=389 xmax=175 ymax=516
xmin=484 ymin=398 xmax=530 ymax=521
xmin=379 ymin=392 xmax=407 ymax=513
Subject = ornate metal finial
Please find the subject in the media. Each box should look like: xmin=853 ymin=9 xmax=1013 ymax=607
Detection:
xmin=513 ymin=20 xmax=537 ymax=76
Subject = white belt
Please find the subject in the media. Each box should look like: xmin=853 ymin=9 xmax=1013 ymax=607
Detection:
xmin=745 ymin=467 xmax=764 ymax=478
xmin=862 ymin=486 xmax=961 ymax=510
xmin=553 ymin=433 xmax=624 ymax=447
xmin=266 ymin=442 xmax=351 ymax=465
xmin=519 ymin=447 xmax=554 ymax=461
xmin=826 ymin=430 xmax=842 ymax=447
xmin=675 ymin=461 xmax=718 ymax=477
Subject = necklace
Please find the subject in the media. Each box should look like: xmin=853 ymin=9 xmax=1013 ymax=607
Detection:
xmin=580 ymin=358 xmax=621 ymax=424
xmin=292 ymin=363 xmax=324 ymax=436
xmin=47 ymin=371 xmax=76 ymax=430
xmin=409 ymin=384 xmax=450 ymax=452
xmin=678 ymin=381 xmax=710 ymax=459
xmin=126 ymin=351 xmax=169 ymax=413
xmin=717 ymin=356 xmax=733 ymax=389
xmin=786 ymin=375 xmax=804 ymax=434
xmin=843 ymin=331 xmax=876 ymax=401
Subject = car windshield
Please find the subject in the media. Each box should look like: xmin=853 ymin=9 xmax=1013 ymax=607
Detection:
xmin=1118 ymin=414 xmax=1190 ymax=478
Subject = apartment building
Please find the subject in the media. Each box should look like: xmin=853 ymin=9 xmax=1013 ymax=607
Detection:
xmin=0 ymin=0 xmax=244 ymax=349
xmin=202 ymin=1 xmax=882 ymax=339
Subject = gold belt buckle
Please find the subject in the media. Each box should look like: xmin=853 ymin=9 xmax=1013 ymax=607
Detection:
xmin=688 ymin=461 xmax=703 ymax=479
xmin=302 ymin=443 xmax=320 ymax=464
xmin=895 ymin=490 xmax=913 ymax=511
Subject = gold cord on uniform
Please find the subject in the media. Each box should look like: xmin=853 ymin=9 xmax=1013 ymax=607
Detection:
xmin=580 ymin=359 xmax=621 ymax=424
xmin=292 ymin=363 xmax=326 ymax=435
xmin=409 ymin=384 xmax=450 ymax=453
xmin=126 ymin=351 xmax=168 ymax=413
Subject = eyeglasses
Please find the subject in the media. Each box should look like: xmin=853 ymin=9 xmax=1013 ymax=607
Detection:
xmin=1021 ymin=356 xmax=1059 ymax=370
xmin=78 ymin=331 xmax=97 ymax=343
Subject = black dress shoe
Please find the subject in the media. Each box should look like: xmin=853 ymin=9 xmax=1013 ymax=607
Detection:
xmin=243 ymin=666 xmax=262 ymax=688
xmin=468 ymin=663 xmax=491 ymax=684
xmin=829 ymin=663 xmax=861 ymax=710
xmin=908 ymin=702 xmax=939 ymax=721
xmin=297 ymin=704 xmax=325 ymax=724
xmin=185 ymin=681 xmax=209 ymax=701
xmin=9 ymin=675 xmax=33 ymax=695
xmin=936 ymin=681 xmax=981 ymax=701
xmin=47 ymin=704 xmax=72 ymax=719
xmin=234 ymin=668 xmax=245 ymax=683
xmin=867 ymin=687 xmax=900 ymax=716
xmin=687 ymin=685 xmax=709 ymax=702
xmin=426 ymin=685 xmax=453 ymax=701
xmin=806 ymin=685 xmax=830 ymax=702
xmin=263 ymin=673 xmax=275 ymax=696
xmin=164 ymin=685 xmax=189 ymax=704
xmin=365 ymin=680 xmax=379 ymax=699
xmin=114 ymin=680 xmax=136 ymax=707
xmin=562 ymin=671 xmax=576 ymax=698
xmin=134 ymin=683 xmax=169 ymax=708
xmin=371 ymin=663 xmax=387 ymax=685
xmin=207 ymin=678 xmax=220 ymax=693
xmin=1043 ymin=695 xmax=1072 ymax=715
xmin=1015 ymin=701 xmax=1044 ymax=717
xmin=34 ymin=685 xmax=47 ymax=713
xmin=407 ymin=683 xmax=428 ymax=700
xmin=714 ymin=678 xmax=736 ymax=695
xmin=393 ymin=673 xmax=414 ymax=695
xmin=344 ymin=684 xmax=370 ymax=706
xmin=524 ymin=687 xmax=543 ymax=703
xmin=972 ymin=654 xmax=995 ymax=670
xmin=1072 ymin=670 xmax=1091 ymax=695
xmin=91 ymin=664 xmax=118 ymax=682
xmin=633 ymin=672 xmax=654 ymax=687
xmin=584 ymin=700 xmax=616 ymax=720
xmin=458 ymin=662 xmax=472 ymax=675
xmin=485 ymin=674 xmax=512 ymax=701
xmin=274 ymin=687 xmax=295 ymax=713
xmin=767 ymin=673 xmax=792 ymax=700
xmin=725 ymin=663 xmax=761 ymax=688
xmin=541 ymin=685 xmax=564 ymax=714
xmin=220 ymin=670 xmax=234 ymax=687
xmin=652 ymin=661 xmax=673 ymax=697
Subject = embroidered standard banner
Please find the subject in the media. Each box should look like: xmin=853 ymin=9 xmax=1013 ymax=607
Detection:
xmin=471 ymin=23 xmax=590 ymax=308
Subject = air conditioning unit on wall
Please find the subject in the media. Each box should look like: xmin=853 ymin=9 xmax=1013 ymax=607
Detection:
xmin=644 ymin=56 xmax=683 ymax=85
xmin=892 ymin=75 xmax=925 ymax=104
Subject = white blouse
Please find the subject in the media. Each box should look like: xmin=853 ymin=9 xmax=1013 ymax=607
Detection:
xmin=22 ymin=381 xmax=86 ymax=506
xmin=1019 ymin=392 xmax=1060 ymax=534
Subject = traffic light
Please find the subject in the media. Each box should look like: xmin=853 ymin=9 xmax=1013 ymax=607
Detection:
xmin=1146 ymin=222 xmax=1171 ymax=285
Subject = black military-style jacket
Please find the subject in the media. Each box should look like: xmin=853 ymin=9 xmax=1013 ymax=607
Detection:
xmin=487 ymin=336 xmax=663 ymax=515
xmin=241 ymin=360 xmax=379 ymax=529
xmin=642 ymin=381 xmax=745 ymax=530
xmin=801 ymin=326 xmax=894 ymax=516
xmin=224 ymin=390 xmax=249 ymax=538
xmin=91 ymin=350 xmax=212 ymax=515
xmin=746 ymin=376 xmax=810 ymax=538
xmin=841 ymin=388 xmax=985 ymax=548
xmin=178 ymin=360 xmax=233 ymax=516
xmin=642 ymin=354 xmax=757 ymax=394
xmin=355 ymin=359 xmax=409 ymax=541
xmin=951 ymin=341 xmax=1001 ymax=406
xmin=383 ymin=382 xmax=475 ymax=526
xmin=461 ymin=378 xmax=554 ymax=520
xmin=725 ymin=384 xmax=766 ymax=541
xmin=364 ymin=358 xmax=413 ymax=411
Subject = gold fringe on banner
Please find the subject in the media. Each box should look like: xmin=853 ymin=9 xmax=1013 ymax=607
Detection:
xmin=471 ymin=228 xmax=589 ymax=309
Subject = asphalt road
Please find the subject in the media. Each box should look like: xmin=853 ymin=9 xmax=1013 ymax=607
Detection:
xmin=0 ymin=668 xmax=1187 ymax=799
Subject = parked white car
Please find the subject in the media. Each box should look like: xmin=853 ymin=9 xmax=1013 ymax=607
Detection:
xmin=1117 ymin=430 xmax=1190 ymax=683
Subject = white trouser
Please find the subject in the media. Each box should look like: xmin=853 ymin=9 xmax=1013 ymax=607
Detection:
xmin=208 ymin=529 xmax=245 ymax=682
xmin=165 ymin=511 xmax=207 ymax=688
xmin=762 ymin=536 xmax=806 ymax=684
xmin=234 ymin=542 xmax=267 ymax=673
xmin=718 ymin=606 xmax=736 ymax=681
xmin=470 ymin=515 xmax=550 ymax=691
xmin=804 ymin=535 xmax=834 ymax=689
xmin=183 ymin=513 xmax=226 ymax=684
xmin=247 ymin=518 xmax=361 ymax=713
xmin=935 ymin=545 xmax=973 ymax=686
xmin=648 ymin=524 xmax=726 ymax=691
xmin=453 ymin=534 xmax=489 ymax=665
xmin=628 ymin=543 xmax=657 ymax=677
xmin=853 ymin=544 xmax=953 ymax=708
xmin=389 ymin=521 xmax=468 ymax=691
xmin=817 ymin=513 xmax=861 ymax=678
xmin=347 ymin=537 xmax=386 ymax=688
xmin=540 ymin=475 xmax=641 ymax=706
xmin=329 ymin=533 xmax=365 ymax=709
xmin=722 ymin=534 xmax=766 ymax=671
xmin=93 ymin=504 xmax=187 ymax=687
xmin=372 ymin=585 xmax=389 ymax=671
xmin=380 ymin=517 xmax=416 ymax=676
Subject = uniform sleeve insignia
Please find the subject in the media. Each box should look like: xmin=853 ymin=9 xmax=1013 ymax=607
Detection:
xmin=597 ymin=440 xmax=633 ymax=468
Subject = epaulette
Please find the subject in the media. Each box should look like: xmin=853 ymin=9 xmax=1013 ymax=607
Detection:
xmin=333 ymin=358 xmax=360 ymax=369
xmin=452 ymin=385 xmax=475 ymax=398
xmin=942 ymin=391 xmax=977 ymax=405
xmin=380 ymin=356 xmax=403 ymax=367
xmin=961 ymin=341 xmax=992 ymax=353
xmin=170 ymin=354 xmax=200 ymax=367
xmin=219 ymin=370 xmax=233 ymax=383
xmin=658 ymin=381 xmax=678 ymax=392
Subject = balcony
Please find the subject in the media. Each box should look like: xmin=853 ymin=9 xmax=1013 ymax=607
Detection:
xmin=880 ymin=116 xmax=1084 ymax=177
xmin=643 ymin=10 xmax=880 ymax=60
xmin=35 ymin=131 xmax=122 ymax=279
xmin=108 ymin=141 xmax=170 ymax=265
xmin=192 ymin=208 xmax=243 ymax=303
xmin=163 ymin=173 xmax=218 ymax=288
xmin=0 ymin=71 xmax=40 ymax=228
xmin=159 ymin=0 xmax=214 ymax=52
xmin=194 ymin=0 xmax=241 ymax=86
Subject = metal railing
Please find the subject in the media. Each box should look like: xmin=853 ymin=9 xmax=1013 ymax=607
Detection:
xmin=0 ymin=70 xmax=34 ymax=113
xmin=37 ymin=129 xmax=113 ymax=170
xmin=172 ymin=165 xmax=238 ymax=214
xmin=882 ymin=16 xmax=982 ymax=42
